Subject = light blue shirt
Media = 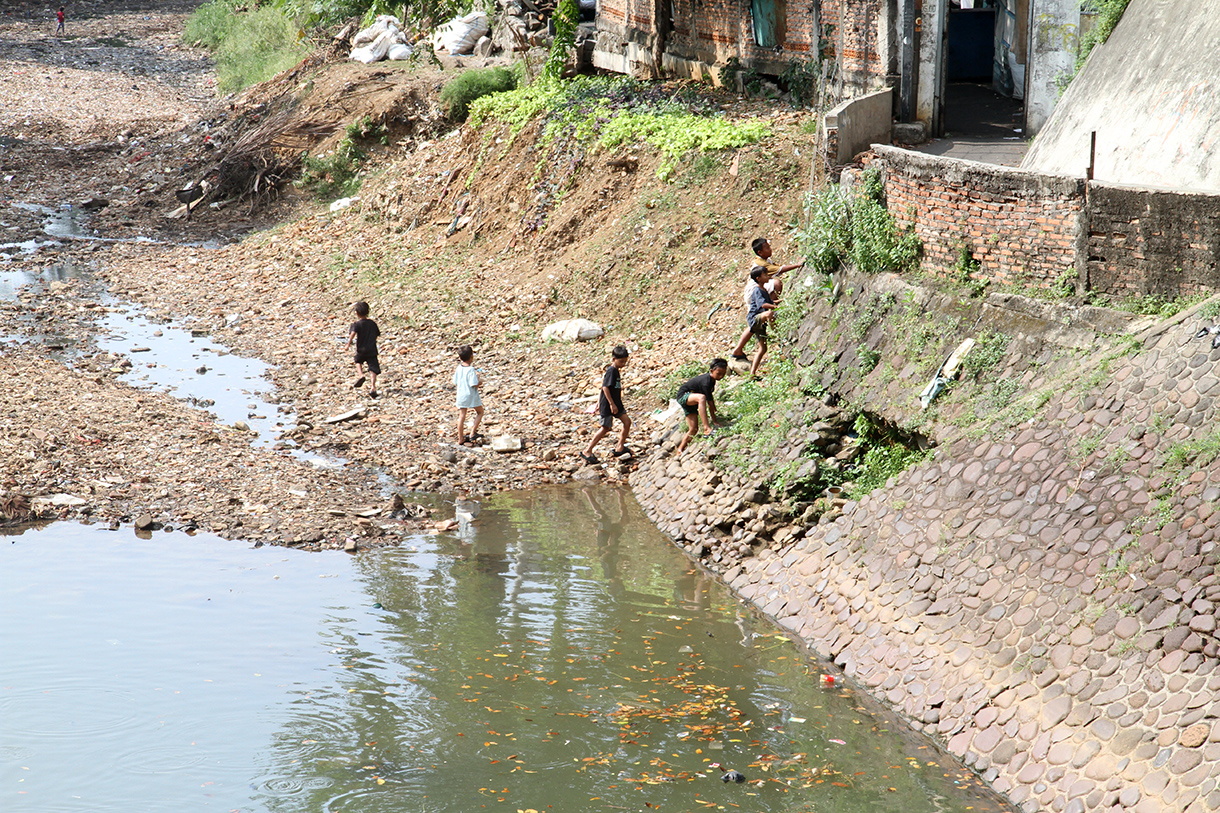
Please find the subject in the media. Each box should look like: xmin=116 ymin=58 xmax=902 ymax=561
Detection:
xmin=454 ymin=364 xmax=482 ymax=408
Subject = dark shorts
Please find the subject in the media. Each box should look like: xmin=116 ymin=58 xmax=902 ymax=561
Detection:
xmin=354 ymin=352 xmax=381 ymax=375
xmin=749 ymin=317 xmax=768 ymax=338
xmin=677 ymin=392 xmax=699 ymax=416
xmin=599 ymin=410 xmax=628 ymax=428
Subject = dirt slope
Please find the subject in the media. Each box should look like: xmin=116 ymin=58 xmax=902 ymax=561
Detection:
xmin=2 ymin=0 xmax=829 ymax=541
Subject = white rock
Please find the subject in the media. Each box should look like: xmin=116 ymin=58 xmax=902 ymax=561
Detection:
xmin=47 ymin=493 xmax=88 ymax=507
xmin=541 ymin=318 xmax=604 ymax=343
xmin=489 ymin=435 xmax=524 ymax=453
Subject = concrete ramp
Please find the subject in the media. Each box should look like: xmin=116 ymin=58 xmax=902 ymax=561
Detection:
xmin=1021 ymin=0 xmax=1220 ymax=192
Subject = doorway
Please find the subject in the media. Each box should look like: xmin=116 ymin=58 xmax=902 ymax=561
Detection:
xmin=941 ymin=0 xmax=1024 ymax=138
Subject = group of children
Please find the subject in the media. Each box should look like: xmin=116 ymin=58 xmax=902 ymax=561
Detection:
xmin=341 ymin=236 xmax=801 ymax=463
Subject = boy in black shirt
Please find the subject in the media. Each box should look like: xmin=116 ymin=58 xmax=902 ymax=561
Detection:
xmin=345 ymin=301 xmax=381 ymax=397
xmin=581 ymin=345 xmax=631 ymax=464
xmin=675 ymin=358 xmax=728 ymax=453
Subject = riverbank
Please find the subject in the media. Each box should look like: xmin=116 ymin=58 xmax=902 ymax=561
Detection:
xmin=630 ymin=272 xmax=1220 ymax=812
xmin=6 ymin=3 xmax=1219 ymax=811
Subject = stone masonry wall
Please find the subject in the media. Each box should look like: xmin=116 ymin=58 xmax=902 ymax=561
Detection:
xmin=632 ymin=274 xmax=1220 ymax=813
xmin=1087 ymin=183 xmax=1220 ymax=300
xmin=871 ymin=145 xmax=1086 ymax=292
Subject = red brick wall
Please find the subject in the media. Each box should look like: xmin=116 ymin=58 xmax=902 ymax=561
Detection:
xmin=871 ymin=146 xmax=1086 ymax=290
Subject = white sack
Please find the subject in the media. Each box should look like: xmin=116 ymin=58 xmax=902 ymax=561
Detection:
xmin=432 ymin=11 xmax=490 ymax=55
xmin=349 ymin=29 xmax=395 ymax=64
xmin=387 ymin=43 xmax=414 ymax=60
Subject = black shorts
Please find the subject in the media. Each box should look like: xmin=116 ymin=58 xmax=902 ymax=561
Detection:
xmin=599 ymin=410 xmax=628 ymax=428
xmin=354 ymin=352 xmax=381 ymax=375
xmin=749 ymin=318 xmax=768 ymax=338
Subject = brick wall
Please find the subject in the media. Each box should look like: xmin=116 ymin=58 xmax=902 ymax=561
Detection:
xmin=872 ymin=146 xmax=1085 ymax=290
xmin=1087 ymin=184 xmax=1220 ymax=298
xmin=593 ymin=0 xmax=892 ymax=92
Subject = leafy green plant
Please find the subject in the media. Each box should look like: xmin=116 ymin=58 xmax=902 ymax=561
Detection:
xmin=857 ymin=345 xmax=881 ymax=374
xmin=441 ymin=67 xmax=517 ymax=122
xmin=544 ymin=0 xmax=579 ymax=80
xmin=1076 ymin=0 xmax=1132 ymax=71
xmin=846 ymin=415 xmax=929 ymax=497
xmin=722 ymin=57 xmax=766 ymax=97
xmin=779 ymin=59 xmax=819 ymax=106
xmin=847 ymin=169 xmax=920 ymax=274
xmin=795 ymin=185 xmax=849 ymax=274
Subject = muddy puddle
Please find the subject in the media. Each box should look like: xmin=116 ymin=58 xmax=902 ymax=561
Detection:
xmin=1 ymin=239 xmax=336 ymax=470
xmin=0 ymin=200 xmax=220 ymax=262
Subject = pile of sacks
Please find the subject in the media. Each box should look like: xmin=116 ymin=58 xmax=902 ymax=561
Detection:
xmin=349 ymin=15 xmax=414 ymax=63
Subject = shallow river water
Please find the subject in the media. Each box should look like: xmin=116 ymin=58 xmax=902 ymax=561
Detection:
xmin=1 ymin=485 xmax=1010 ymax=813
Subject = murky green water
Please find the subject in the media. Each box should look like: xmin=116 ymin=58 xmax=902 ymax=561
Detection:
xmin=1 ymin=486 xmax=1011 ymax=813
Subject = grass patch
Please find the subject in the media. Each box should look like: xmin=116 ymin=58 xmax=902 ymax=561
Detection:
xmin=441 ymin=67 xmax=518 ymax=123
xmin=296 ymin=117 xmax=385 ymax=201
xmin=205 ymin=4 xmax=310 ymax=94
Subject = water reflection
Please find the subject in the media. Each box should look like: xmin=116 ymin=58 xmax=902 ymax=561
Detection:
xmin=0 ymin=488 xmax=1014 ymax=813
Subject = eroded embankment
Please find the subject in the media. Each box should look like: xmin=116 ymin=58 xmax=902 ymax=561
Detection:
xmin=632 ymin=274 xmax=1220 ymax=812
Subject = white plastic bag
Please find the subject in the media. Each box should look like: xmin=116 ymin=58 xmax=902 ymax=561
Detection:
xmin=432 ymin=11 xmax=490 ymax=55
xmin=387 ymin=43 xmax=414 ymax=60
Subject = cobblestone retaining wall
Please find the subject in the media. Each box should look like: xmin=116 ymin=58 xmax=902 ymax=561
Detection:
xmin=632 ymin=275 xmax=1220 ymax=812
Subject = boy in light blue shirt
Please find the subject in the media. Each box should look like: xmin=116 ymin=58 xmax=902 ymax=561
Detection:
xmin=453 ymin=344 xmax=483 ymax=445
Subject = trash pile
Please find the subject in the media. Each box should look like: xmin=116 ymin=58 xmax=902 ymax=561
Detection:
xmin=348 ymin=15 xmax=415 ymax=63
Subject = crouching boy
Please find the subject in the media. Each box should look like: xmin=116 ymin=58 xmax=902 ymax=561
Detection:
xmin=675 ymin=358 xmax=728 ymax=453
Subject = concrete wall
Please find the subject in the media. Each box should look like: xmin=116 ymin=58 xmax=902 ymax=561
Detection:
xmin=1022 ymin=0 xmax=1220 ymax=193
xmin=826 ymin=88 xmax=893 ymax=165
xmin=1023 ymin=0 xmax=1081 ymax=134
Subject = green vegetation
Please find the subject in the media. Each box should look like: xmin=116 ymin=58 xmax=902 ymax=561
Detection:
xmin=544 ymin=0 xmax=579 ymax=80
xmin=183 ymin=0 xmax=240 ymax=49
xmin=721 ymin=57 xmax=820 ymax=106
xmin=441 ymin=67 xmax=517 ymax=122
xmin=960 ymin=329 xmax=1009 ymax=381
xmin=297 ymin=116 xmax=386 ymax=200
xmin=1163 ymin=427 xmax=1220 ymax=476
xmin=186 ymin=0 xmax=310 ymax=93
xmin=793 ymin=170 xmax=919 ymax=277
xmin=845 ymin=415 xmax=929 ymax=498
xmin=468 ymin=75 xmax=769 ymax=230
xmin=1076 ymin=0 xmax=1132 ymax=72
